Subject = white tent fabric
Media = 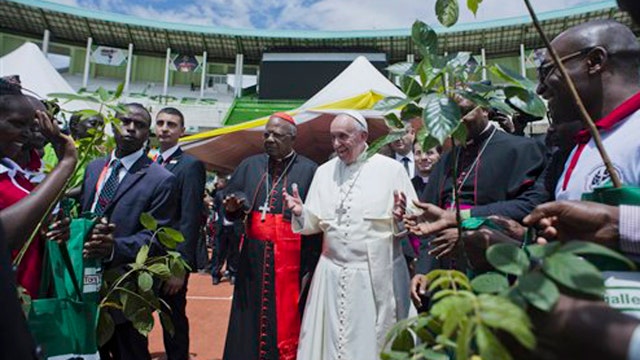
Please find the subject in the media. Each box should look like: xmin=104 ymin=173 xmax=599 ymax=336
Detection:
xmin=184 ymin=56 xmax=405 ymax=173
xmin=0 ymin=42 xmax=94 ymax=111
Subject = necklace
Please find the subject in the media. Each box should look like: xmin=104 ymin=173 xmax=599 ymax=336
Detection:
xmin=259 ymin=153 xmax=297 ymax=221
xmin=335 ymin=160 xmax=365 ymax=224
xmin=450 ymin=127 xmax=497 ymax=206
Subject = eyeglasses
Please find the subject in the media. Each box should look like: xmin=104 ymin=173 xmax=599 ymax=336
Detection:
xmin=537 ymin=46 xmax=596 ymax=83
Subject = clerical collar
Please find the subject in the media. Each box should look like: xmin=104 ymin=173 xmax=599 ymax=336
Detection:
xmin=269 ymin=151 xmax=295 ymax=163
xmin=466 ymin=123 xmax=494 ymax=146
xmin=110 ymin=148 xmax=145 ymax=172
xmin=160 ymin=144 xmax=180 ymax=161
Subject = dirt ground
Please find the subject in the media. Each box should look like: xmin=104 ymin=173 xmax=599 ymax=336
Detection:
xmin=148 ymin=272 xmax=233 ymax=360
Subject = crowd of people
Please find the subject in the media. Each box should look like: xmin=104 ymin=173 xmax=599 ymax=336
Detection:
xmin=2 ymin=0 xmax=640 ymax=359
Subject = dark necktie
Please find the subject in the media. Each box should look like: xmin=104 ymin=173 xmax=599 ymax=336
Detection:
xmin=156 ymin=154 xmax=164 ymax=165
xmin=94 ymin=159 xmax=123 ymax=216
xmin=401 ymin=157 xmax=410 ymax=176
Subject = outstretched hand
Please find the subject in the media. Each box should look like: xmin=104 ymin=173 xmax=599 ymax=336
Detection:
xmin=404 ymin=200 xmax=457 ymax=237
xmin=283 ymin=183 xmax=303 ymax=217
xmin=223 ymin=194 xmax=245 ymax=213
xmin=523 ymin=200 xmax=620 ymax=246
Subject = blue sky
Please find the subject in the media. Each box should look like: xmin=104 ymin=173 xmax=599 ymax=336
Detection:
xmin=48 ymin=0 xmax=614 ymax=31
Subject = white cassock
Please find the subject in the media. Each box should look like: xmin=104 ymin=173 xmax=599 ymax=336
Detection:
xmin=293 ymin=153 xmax=418 ymax=360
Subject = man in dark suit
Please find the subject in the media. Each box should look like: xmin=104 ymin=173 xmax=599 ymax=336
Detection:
xmin=154 ymin=107 xmax=206 ymax=360
xmin=81 ymin=103 xmax=177 ymax=360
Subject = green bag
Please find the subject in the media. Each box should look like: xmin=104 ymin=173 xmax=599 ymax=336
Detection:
xmin=27 ymin=218 xmax=101 ymax=359
xmin=582 ymin=185 xmax=640 ymax=318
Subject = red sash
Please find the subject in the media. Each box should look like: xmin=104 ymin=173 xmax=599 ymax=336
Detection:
xmin=246 ymin=211 xmax=301 ymax=360
xmin=563 ymin=91 xmax=640 ymax=190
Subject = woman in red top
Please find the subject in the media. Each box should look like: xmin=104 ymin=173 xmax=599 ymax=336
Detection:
xmin=0 ymin=78 xmax=70 ymax=298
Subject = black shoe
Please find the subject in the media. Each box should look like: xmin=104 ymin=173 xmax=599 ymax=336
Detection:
xmin=229 ymin=275 xmax=236 ymax=286
xmin=212 ymin=277 xmax=220 ymax=285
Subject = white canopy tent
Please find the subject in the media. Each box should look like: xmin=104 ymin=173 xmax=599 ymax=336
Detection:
xmin=182 ymin=56 xmax=405 ymax=173
xmin=0 ymin=42 xmax=95 ymax=112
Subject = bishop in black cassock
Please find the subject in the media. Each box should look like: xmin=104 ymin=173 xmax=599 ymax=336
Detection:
xmin=222 ymin=114 xmax=320 ymax=360
xmin=415 ymin=99 xmax=549 ymax=274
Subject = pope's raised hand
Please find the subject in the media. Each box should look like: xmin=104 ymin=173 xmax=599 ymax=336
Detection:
xmin=392 ymin=190 xmax=407 ymax=221
xmin=223 ymin=194 xmax=245 ymax=213
xmin=283 ymin=183 xmax=303 ymax=217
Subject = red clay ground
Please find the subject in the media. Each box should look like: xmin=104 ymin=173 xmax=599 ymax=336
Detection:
xmin=148 ymin=272 xmax=233 ymax=360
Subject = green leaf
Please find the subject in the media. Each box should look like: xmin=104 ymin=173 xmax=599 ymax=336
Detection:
xmin=400 ymin=103 xmax=423 ymax=121
xmin=420 ymin=349 xmax=449 ymax=360
xmin=148 ymin=263 xmax=172 ymax=279
xmin=432 ymin=296 xmax=473 ymax=337
xmin=422 ymin=93 xmax=461 ymax=145
xmin=47 ymin=92 xmax=101 ymax=103
xmin=526 ymin=242 xmax=561 ymax=259
xmin=412 ymin=20 xmax=438 ymax=57
xmin=131 ymin=308 xmax=154 ymax=336
xmin=421 ymin=135 xmax=441 ymax=155
xmin=374 ymin=96 xmax=412 ymax=111
xmin=543 ymin=252 xmax=605 ymax=297
xmin=490 ymin=64 xmax=536 ymax=89
xmin=380 ymin=350 xmax=409 ymax=360
xmin=137 ymin=271 xmax=153 ymax=293
xmin=384 ymin=113 xmax=405 ymax=129
xmin=471 ymin=272 xmax=509 ymax=294
xmin=391 ymin=329 xmax=414 ymax=351
xmin=486 ymin=243 xmax=530 ymax=276
xmin=113 ymin=82 xmax=125 ymax=99
xmin=97 ymin=310 xmax=115 ymax=346
xmin=451 ymin=122 xmax=468 ymax=144
xmin=488 ymin=96 xmax=516 ymax=116
xmin=517 ymin=271 xmax=559 ymax=311
xmin=478 ymin=294 xmax=535 ymax=350
xmin=456 ymin=89 xmax=491 ymax=108
xmin=139 ymin=213 xmax=157 ymax=231
xmin=169 ymin=257 xmax=188 ymax=278
xmin=476 ymin=324 xmax=512 ymax=360
xmin=136 ymin=244 xmax=149 ymax=265
xmin=456 ymin=319 xmax=474 ymax=360
xmin=97 ymin=87 xmax=110 ymax=102
xmin=158 ymin=231 xmax=178 ymax=249
xmin=387 ymin=62 xmax=418 ymax=77
xmin=366 ymin=130 xmax=405 ymax=158
xmin=467 ymin=0 xmax=482 ymax=16
xmin=558 ymin=240 xmax=636 ymax=270
xmin=76 ymin=109 xmax=101 ymax=120
xmin=162 ymin=227 xmax=185 ymax=243
xmin=504 ymin=86 xmax=547 ymax=118
xmin=402 ymin=77 xmax=423 ymax=98
xmin=436 ymin=0 xmax=460 ymax=27
xmin=468 ymin=81 xmax=494 ymax=94
xmin=446 ymin=52 xmax=471 ymax=70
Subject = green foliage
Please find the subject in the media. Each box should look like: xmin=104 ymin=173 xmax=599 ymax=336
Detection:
xmin=436 ymin=0 xmax=460 ymax=27
xmin=140 ymin=213 xmax=158 ymax=232
xmin=98 ymin=214 xmax=190 ymax=342
xmin=383 ymin=238 xmax=635 ymax=359
xmin=486 ymin=243 xmax=530 ymax=276
xmin=470 ymin=272 xmax=509 ymax=294
xmin=376 ymin=20 xmax=545 ymax=149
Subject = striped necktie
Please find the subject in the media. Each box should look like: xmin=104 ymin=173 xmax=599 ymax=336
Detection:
xmin=94 ymin=159 xmax=123 ymax=216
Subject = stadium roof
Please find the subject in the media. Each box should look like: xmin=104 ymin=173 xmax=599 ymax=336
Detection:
xmin=0 ymin=0 xmax=637 ymax=64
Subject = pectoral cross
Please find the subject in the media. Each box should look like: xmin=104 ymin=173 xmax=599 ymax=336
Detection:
xmin=335 ymin=205 xmax=347 ymax=224
xmin=259 ymin=202 xmax=270 ymax=222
